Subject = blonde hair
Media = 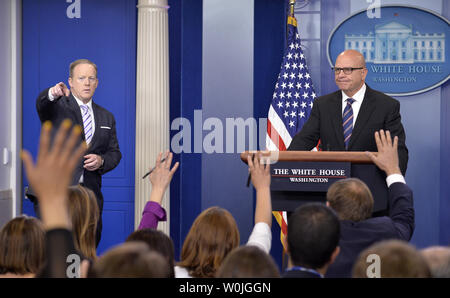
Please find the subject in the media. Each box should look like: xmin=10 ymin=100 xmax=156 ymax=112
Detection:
xmin=69 ymin=59 xmax=98 ymax=78
xmin=67 ymin=185 xmax=99 ymax=260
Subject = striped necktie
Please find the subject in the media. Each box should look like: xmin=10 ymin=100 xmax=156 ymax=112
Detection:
xmin=80 ymin=104 xmax=93 ymax=144
xmin=342 ymin=98 xmax=355 ymax=150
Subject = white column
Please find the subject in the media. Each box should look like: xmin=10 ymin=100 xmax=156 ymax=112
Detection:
xmin=135 ymin=0 xmax=170 ymax=234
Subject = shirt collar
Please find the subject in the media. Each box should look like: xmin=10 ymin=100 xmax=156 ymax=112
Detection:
xmin=341 ymin=83 xmax=366 ymax=104
xmin=73 ymin=94 xmax=93 ymax=110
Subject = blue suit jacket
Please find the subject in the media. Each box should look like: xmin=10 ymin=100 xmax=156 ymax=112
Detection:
xmin=325 ymin=182 xmax=415 ymax=278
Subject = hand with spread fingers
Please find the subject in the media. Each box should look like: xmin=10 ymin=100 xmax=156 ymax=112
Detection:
xmin=149 ymin=151 xmax=179 ymax=205
xmin=366 ymin=129 xmax=401 ymax=176
xmin=21 ymin=119 xmax=87 ymax=229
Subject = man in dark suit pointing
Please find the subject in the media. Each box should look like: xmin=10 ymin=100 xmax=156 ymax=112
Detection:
xmin=36 ymin=59 xmax=122 ymax=246
xmin=288 ymin=50 xmax=408 ymax=174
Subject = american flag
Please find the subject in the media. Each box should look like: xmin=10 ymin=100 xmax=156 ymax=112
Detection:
xmin=266 ymin=15 xmax=318 ymax=251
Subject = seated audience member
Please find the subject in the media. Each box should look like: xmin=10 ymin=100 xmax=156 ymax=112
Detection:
xmin=126 ymin=228 xmax=175 ymax=278
xmin=138 ymin=151 xmax=179 ymax=230
xmin=67 ymin=185 xmax=99 ymax=261
xmin=87 ymin=242 xmax=171 ymax=278
xmin=176 ymin=154 xmax=273 ymax=278
xmin=22 ymin=120 xmax=88 ymax=277
xmin=352 ymin=239 xmax=431 ymax=278
xmin=325 ymin=130 xmax=415 ymax=278
xmin=282 ymin=203 xmax=340 ymax=278
xmin=175 ymin=206 xmax=240 ymax=278
xmin=0 ymin=216 xmax=45 ymax=278
xmin=420 ymin=246 xmax=450 ymax=278
xmin=216 ymin=246 xmax=280 ymax=278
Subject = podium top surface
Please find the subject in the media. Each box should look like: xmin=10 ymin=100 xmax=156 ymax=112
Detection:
xmin=240 ymin=151 xmax=375 ymax=164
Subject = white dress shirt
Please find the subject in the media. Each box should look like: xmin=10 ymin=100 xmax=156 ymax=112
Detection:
xmin=341 ymin=83 xmax=366 ymax=127
xmin=47 ymin=90 xmax=95 ymax=183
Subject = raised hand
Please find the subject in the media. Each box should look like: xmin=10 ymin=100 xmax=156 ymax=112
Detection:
xmin=366 ymin=130 xmax=401 ymax=176
xmin=248 ymin=153 xmax=272 ymax=228
xmin=21 ymin=119 xmax=87 ymax=229
xmin=149 ymin=151 xmax=179 ymax=204
xmin=50 ymin=82 xmax=70 ymax=98
xmin=248 ymin=153 xmax=271 ymax=191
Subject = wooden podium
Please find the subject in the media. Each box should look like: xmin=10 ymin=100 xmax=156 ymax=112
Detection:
xmin=240 ymin=151 xmax=388 ymax=214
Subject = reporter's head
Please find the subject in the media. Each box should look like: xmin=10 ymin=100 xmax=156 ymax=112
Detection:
xmin=327 ymin=178 xmax=374 ymax=222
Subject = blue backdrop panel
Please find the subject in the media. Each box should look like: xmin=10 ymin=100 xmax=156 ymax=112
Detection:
xmin=202 ymin=0 xmax=255 ymax=246
xmin=22 ymin=0 xmax=137 ymax=255
xmin=168 ymin=0 xmax=203 ymax=260
xmin=254 ymin=0 xmax=287 ymax=271
xmin=440 ymin=0 xmax=450 ymax=247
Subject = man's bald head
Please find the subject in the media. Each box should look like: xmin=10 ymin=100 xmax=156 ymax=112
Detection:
xmin=337 ymin=50 xmax=366 ymax=68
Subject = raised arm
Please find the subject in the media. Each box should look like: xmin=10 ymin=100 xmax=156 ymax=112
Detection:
xmin=21 ymin=119 xmax=87 ymax=277
xmin=246 ymin=154 xmax=272 ymax=253
xmin=138 ymin=151 xmax=179 ymax=230
xmin=366 ymin=130 xmax=414 ymax=240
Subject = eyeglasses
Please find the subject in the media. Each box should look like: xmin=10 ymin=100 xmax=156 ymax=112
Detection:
xmin=332 ymin=67 xmax=364 ymax=75
xmin=76 ymin=76 xmax=97 ymax=83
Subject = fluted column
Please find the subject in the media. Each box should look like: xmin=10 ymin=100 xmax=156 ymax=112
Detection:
xmin=135 ymin=0 xmax=170 ymax=234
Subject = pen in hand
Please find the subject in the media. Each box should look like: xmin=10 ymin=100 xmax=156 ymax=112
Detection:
xmin=142 ymin=158 xmax=166 ymax=179
xmin=246 ymin=154 xmax=255 ymax=187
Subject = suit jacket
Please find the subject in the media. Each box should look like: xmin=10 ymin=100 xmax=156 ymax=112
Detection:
xmin=288 ymin=85 xmax=408 ymax=174
xmin=282 ymin=269 xmax=322 ymax=278
xmin=36 ymin=88 xmax=122 ymax=206
xmin=325 ymin=182 xmax=415 ymax=278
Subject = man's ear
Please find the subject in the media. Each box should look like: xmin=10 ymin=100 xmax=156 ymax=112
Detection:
xmin=328 ymin=246 xmax=340 ymax=266
xmin=68 ymin=77 xmax=73 ymax=89
xmin=283 ymin=235 xmax=289 ymax=254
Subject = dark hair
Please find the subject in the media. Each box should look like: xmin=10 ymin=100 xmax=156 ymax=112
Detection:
xmin=88 ymin=242 xmax=171 ymax=278
xmin=126 ymin=229 xmax=175 ymax=278
xmin=287 ymin=203 xmax=340 ymax=269
xmin=216 ymin=245 xmax=280 ymax=278
xmin=0 ymin=216 xmax=45 ymax=275
xmin=327 ymin=178 xmax=374 ymax=221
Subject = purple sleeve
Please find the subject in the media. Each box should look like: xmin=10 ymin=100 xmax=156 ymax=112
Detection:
xmin=138 ymin=201 xmax=167 ymax=230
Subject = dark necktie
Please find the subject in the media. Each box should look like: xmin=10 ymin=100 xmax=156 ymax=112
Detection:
xmin=342 ymin=98 xmax=355 ymax=150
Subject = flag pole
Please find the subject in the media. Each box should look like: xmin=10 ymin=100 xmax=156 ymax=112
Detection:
xmin=289 ymin=0 xmax=295 ymax=17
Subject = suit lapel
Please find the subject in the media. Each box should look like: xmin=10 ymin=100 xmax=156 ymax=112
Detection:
xmin=66 ymin=95 xmax=84 ymax=139
xmin=65 ymin=94 xmax=85 ymax=181
xmin=329 ymin=92 xmax=345 ymax=149
xmin=348 ymin=87 xmax=376 ymax=149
